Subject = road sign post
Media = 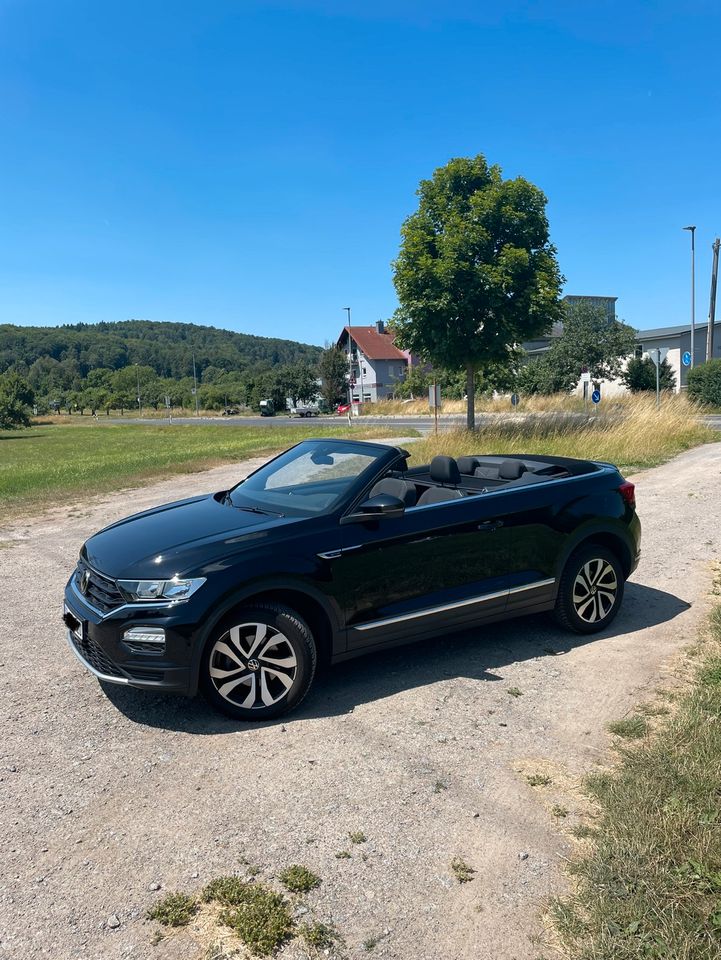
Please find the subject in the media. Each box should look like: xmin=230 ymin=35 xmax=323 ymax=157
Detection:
xmin=649 ymin=348 xmax=667 ymax=407
xmin=429 ymin=383 xmax=441 ymax=434
xmin=580 ymin=368 xmax=591 ymax=412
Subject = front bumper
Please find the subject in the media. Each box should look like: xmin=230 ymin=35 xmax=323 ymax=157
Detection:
xmin=63 ymin=577 xmax=195 ymax=694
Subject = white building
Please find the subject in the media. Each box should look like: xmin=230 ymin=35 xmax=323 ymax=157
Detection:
xmin=336 ymin=322 xmax=412 ymax=402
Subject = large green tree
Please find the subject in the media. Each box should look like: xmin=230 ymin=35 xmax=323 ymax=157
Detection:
xmin=0 ymin=371 xmax=35 ymax=429
xmin=391 ymin=154 xmax=564 ymax=429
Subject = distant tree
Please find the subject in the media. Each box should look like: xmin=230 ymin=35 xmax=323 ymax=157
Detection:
xmin=318 ymin=347 xmax=348 ymax=409
xmin=687 ymin=359 xmax=721 ymax=406
xmin=391 ymin=154 xmax=564 ymax=428
xmin=0 ymin=372 xmax=35 ymax=429
xmin=518 ymin=302 xmax=637 ymax=395
xmin=279 ymin=363 xmax=319 ymax=406
xmin=621 ymin=356 xmax=676 ymax=393
xmin=392 ymin=364 xmax=431 ymax=399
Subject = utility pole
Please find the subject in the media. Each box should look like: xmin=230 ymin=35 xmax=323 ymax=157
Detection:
xmin=192 ymin=352 xmax=199 ymax=417
xmin=707 ymin=238 xmax=720 ymax=363
xmin=135 ymin=364 xmax=141 ymax=415
xmin=683 ymin=226 xmax=696 ymax=366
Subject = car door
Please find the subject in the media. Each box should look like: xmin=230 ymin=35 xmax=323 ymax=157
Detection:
xmin=335 ymin=492 xmax=519 ymax=650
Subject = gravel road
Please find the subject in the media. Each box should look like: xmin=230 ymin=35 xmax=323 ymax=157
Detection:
xmin=2 ymin=442 xmax=721 ymax=960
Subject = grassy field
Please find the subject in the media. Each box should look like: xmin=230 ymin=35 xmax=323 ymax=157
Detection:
xmin=0 ymin=422 xmax=407 ymax=514
xmin=549 ymin=596 xmax=721 ymax=959
xmin=407 ymin=395 xmax=715 ymax=472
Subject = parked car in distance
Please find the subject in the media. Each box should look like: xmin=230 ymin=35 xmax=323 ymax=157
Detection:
xmin=221 ymin=406 xmax=239 ymax=416
xmin=289 ymin=404 xmax=320 ymax=418
xmin=259 ymin=399 xmax=275 ymax=416
xmin=63 ymin=440 xmax=641 ymax=721
xmin=336 ymin=402 xmax=351 ymax=415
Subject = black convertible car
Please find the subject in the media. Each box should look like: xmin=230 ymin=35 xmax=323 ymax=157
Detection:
xmin=63 ymin=438 xmax=641 ymax=720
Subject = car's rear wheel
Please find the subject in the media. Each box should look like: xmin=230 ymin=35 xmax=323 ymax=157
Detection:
xmin=201 ymin=604 xmax=316 ymax=720
xmin=554 ymin=544 xmax=624 ymax=634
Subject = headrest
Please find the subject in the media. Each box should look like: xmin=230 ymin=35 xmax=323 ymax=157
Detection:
xmin=370 ymin=477 xmax=416 ymax=507
xmin=457 ymin=456 xmax=480 ymax=476
xmin=429 ymin=455 xmax=461 ymax=486
xmin=499 ymin=459 xmax=528 ymax=480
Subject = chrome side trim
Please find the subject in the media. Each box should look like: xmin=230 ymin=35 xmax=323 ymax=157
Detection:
xmin=509 ymin=577 xmax=555 ymax=595
xmin=352 ymin=578 xmax=557 ymax=632
xmin=353 ymin=589 xmax=507 ymax=632
xmin=65 ymin=629 xmax=130 ymax=686
xmin=317 ymin=544 xmax=362 ymax=560
xmin=69 ymin=577 xmax=181 ymax=621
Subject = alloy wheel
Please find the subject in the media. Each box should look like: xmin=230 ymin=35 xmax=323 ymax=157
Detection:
xmin=208 ymin=622 xmax=298 ymax=709
xmin=572 ymin=559 xmax=618 ymax=624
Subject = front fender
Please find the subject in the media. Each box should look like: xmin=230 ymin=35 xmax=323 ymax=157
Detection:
xmin=186 ymin=574 xmax=344 ymax=696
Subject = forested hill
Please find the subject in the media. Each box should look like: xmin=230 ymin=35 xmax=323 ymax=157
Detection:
xmin=0 ymin=320 xmax=322 ymax=380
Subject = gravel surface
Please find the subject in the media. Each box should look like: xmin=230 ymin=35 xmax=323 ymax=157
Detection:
xmin=2 ymin=442 xmax=720 ymax=960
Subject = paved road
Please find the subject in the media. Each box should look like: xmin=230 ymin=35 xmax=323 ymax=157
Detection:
xmin=2 ymin=443 xmax=721 ymax=959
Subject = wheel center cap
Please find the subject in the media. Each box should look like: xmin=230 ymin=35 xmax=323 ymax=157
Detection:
xmin=247 ymin=658 xmax=260 ymax=672
xmin=591 ymin=587 xmax=597 ymax=595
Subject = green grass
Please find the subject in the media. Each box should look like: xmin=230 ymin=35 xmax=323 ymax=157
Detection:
xmin=526 ymin=773 xmax=553 ymax=787
xmin=277 ymin=864 xmax=321 ymax=893
xmin=550 ymin=603 xmax=721 ymax=960
xmin=300 ymin=921 xmax=339 ymax=949
xmin=0 ymin=421 xmax=410 ymax=513
xmin=450 ymin=857 xmax=476 ymax=883
xmin=408 ymin=394 xmax=714 ymax=473
xmin=202 ymin=877 xmax=293 ymax=956
xmin=348 ymin=830 xmax=367 ymax=844
xmin=607 ymin=715 xmax=649 ymax=740
xmin=146 ymin=892 xmax=198 ymax=927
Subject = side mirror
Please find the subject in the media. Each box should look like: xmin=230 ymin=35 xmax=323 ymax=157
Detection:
xmin=341 ymin=493 xmax=406 ymax=524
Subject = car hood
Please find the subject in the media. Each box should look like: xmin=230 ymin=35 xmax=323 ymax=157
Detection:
xmin=82 ymin=493 xmax=301 ymax=579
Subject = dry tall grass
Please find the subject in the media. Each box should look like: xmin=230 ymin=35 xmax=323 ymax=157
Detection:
xmin=364 ymin=391 xmax=704 ymax=418
xmin=407 ymin=394 xmax=714 ymax=471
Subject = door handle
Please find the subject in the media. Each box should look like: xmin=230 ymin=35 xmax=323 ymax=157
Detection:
xmin=477 ymin=520 xmax=503 ymax=532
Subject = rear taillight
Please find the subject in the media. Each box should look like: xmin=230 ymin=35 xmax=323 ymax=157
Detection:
xmin=619 ymin=481 xmax=636 ymax=509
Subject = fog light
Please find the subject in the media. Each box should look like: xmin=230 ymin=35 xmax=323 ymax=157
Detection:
xmin=122 ymin=626 xmax=166 ymax=655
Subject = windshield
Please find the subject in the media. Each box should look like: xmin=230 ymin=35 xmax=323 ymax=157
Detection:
xmin=227 ymin=440 xmax=390 ymax=516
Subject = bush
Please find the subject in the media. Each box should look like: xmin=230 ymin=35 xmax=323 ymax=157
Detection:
xmin=688 ymin=359 xmax=721 ymax=407
xmin=622 ymin=356 xmax=676 ymax=392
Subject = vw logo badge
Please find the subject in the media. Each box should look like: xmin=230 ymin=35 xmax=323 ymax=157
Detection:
xmin=79 ymin=569 xmax=90 ymax=595
xmin=247 ymin=658 xmax=260 ymax=672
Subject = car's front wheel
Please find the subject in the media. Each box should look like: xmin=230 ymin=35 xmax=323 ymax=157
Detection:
xmin=201 ymin=604 xmax=317 ymax=720
xmin=554 ymin=544 xmax=624 ymax=634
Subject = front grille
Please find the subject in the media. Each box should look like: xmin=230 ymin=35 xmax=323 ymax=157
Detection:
xmin=75 ymin=563 xmax=125 ymax=613
xmin=70 ymin=630 xmax=124 ymax=678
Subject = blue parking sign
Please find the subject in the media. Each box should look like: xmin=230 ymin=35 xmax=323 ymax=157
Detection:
xmin=591 ymin=389 xmax=601 ymax=404
xmin=682 ymin=350 xmax=692 ymax=367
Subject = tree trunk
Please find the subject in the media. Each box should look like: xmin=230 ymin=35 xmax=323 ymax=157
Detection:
xmin=466 ymin=365 xmax=475 ymax=431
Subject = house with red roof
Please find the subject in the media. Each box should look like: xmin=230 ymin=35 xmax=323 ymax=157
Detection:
xmin=336 ymin=321 xmax=411 ymax=402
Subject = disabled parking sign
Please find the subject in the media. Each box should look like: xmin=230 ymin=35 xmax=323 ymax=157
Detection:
xmin=682 ymin=350 xmax=692 ymax=367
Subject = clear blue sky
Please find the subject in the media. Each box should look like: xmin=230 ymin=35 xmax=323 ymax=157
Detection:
xmin=1 ymin=0 xmax=720 ymax=344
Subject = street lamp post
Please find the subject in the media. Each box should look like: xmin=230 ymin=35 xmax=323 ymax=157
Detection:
xmin=683 ymin=225 xmax=696 ymax=368
xmin=344 ymin=306 xmax=364 ymax=414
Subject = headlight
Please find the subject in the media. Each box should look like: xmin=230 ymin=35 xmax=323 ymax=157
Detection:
xmin=117 ymin=577 xmax=206 ymax=602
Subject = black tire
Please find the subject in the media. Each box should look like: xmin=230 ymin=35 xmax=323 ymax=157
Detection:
xmin=554 ymin=544 xmax=624 ymax=634
xmin=201 ymin=604 xmax=317 ymax=720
